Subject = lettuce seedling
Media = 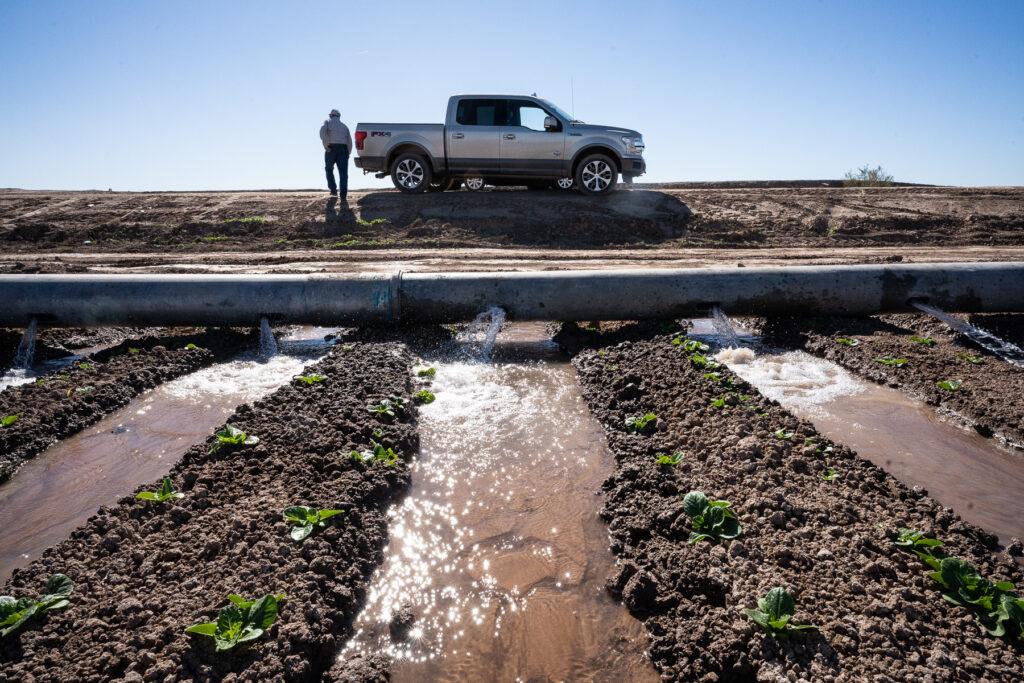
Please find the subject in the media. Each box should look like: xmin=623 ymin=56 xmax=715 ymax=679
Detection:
xmin=875 ymin=356 xmax=908 ymax=367
xmin=295 ymin=373 xmax=326 ymax=385
xmin=624 ymin=413 xmax=657 ymax=432
xmin=210 ymin=425 xmax=259 ymax=454
xmin=128 ymin=347 xmax=141 ymax=355
xmin=350 ymin=440 xmax=399 ymax=467
xmin=683 ymin=491 xmax=742 ymax=544
xmin=185 ymin=594 xmax=283 ymax=652
xmin=821 ymin=467 xmax=840 ymax=482
xmin=136 ymin=478 xmax=185 ymax=503
xmin=184 ymin=343 xmax=200 ymax=350
xmin=835 ymin=337 xmax=860 ymax=347
xmin=415 ymin=389 xmax=436 ymax=404
xmin=655 ymin=452 xmax=684 ymax=466
xmin=936 ymin=379 xmax=962 ymax=392
xmin=688 ymin=352 xmax=719 ymax=369
xmin=0 ymin=574 xmax=73 ymax=638
xmin=417 ymin=367 xmax=436 ymax=378
xmin=894 ymin=528 xmax=944 ymax=569
xmin=990 ymin=594 xmax=1024 ymax=639
xmin=1 ymin=415 xmax=18 ymax=428
xmin=744 ymin=587 xmax=816 ymax=638
xmin=929 ymin=557 xmax=1013 ymax=613
xmin=282 ymin=506 xmax=344 ymax=541
xmin=958 ymin=352 xmax=984 ymax=365
xmin=710 ymin=396 xmax=727 ymax=409
xmin=76 ymin=362 xmax=94 ymax=371
xmin=368 ymin=397 xmax=404 ymax=418
xmin=910 ymin=335 xmax=937 ymax=347
xmin=773 ymin=429 xmax=794 ymax=440
xmin=673 ymin=338 xmax=709 ymax=353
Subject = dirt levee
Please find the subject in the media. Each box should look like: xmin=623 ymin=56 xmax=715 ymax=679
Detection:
xmin=1 ymin=185 xmax=1021 ymax=253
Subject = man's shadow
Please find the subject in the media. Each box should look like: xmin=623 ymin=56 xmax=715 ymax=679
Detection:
xmin=322 ymin=197 xmax=356 ymax=236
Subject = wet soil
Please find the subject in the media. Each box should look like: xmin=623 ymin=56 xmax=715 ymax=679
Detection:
xmin=569 ymin=328 xmax=1024 ymax=681
xmin=2 ymin=186 xmax=1021 ymax=254
xmin=754 ymin=314 xmax=1024 ymax=448
xmin=0 ymin=341 xmax=418 ymax=682
xmin=0 ymin=329 xmax=250 ymax=482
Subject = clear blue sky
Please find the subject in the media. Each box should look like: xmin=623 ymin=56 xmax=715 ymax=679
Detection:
xmin=1 ymin=0 xmax=1021 ymax=190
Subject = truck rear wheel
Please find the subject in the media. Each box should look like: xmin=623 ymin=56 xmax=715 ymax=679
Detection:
xmin=464 ymin=177 xmax=485 ymax=192
xmin=574 ymin=154 xmax=617 ymax=195
xmin=391 ymin=153 xmax=432 ymax=193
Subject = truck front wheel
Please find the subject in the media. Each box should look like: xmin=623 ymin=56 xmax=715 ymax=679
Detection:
xmin=391 ymin=153 xmax=432 ymax=193
xmin=574 ymin=154 xmax=617 ymax=195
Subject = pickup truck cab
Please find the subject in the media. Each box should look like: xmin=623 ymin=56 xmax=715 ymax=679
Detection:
xmin=354 ymin=95 xmax=645 ymax=195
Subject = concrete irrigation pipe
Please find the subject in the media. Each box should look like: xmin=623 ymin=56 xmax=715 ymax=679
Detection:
xmin=0 ymin=262 xmax=1022 ymax=327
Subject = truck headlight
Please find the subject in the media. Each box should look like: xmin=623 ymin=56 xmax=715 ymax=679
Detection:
xmin=621 ymin=136 xmax=644 ymax=155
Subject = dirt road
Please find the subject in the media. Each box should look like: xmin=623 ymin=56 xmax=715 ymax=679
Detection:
xmin=2 ymin=186 xmax=1021 ymax=260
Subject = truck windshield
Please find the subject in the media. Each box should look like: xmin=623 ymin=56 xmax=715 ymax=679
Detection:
xmin=540 ymin=99 xmax=580 ymax=123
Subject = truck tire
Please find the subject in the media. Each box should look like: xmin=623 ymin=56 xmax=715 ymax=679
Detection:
xmin=464 ymin=177 xmax=485 ymax=192
xmin=574 ymin=153 xmax=617 ymax=195
xmin=391 ymin=153 xmax=432 ymax=193
xmin=555 ymin=177 xmax=575 ymax=190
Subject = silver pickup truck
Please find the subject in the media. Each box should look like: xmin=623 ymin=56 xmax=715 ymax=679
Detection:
xmin=354 ymin=94 xmax=645 ymax=195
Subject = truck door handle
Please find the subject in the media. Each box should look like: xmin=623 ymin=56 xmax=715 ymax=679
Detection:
xmin=452 ymin=132 xmax=465 ymax=139
xmin=503 ymin=133 xmax=516 ymax=140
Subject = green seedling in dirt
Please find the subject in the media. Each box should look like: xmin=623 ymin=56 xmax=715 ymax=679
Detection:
xmin=1 ymin=415 xmax=18 ymax=428
xmin=340 ymin=344 xmax=354 ymax=351
xmin=350 ymin=440 xmax=399 ymax=467
xmin=184 ymin=343 xmax=201 ymax=351
xmin=283 ymin=506 xmax=344 ymax=542
xmin=927 ymin=557 xmax=1024 ymax=637
xmin=416 ymin=367 xmax=436 ymax=378
xmin=222 ymin=216 xmax=267 ymax=225
xmin=820 ymin=467 xmax=840 ymax=482
xmin=372 ymin=427 xmax=384 ymax=439
xmin=136 ymin=478 xmax=185 ymax=503
xmin=894 ymin=528 xmax=944 ymax=569
xmin=958 ymin=352 xmax=984 ymax=365
xmin=710 ymin=396 xmax=727 ymax=409
xmin=128 ymin=347 xmax=141 ymax=355
xmin=688 ymin=352 xmax=719 ymax=369
xmin=655 ymin=452 xmax=684 ymax=467
xmin=356 ymin=217 xmax=389 ymax=226
xmin=185 ymin=593 xmax=283 ymax=652
xmin=414 ymin=389 xmax=436 ymax=404
xmin=936 ymin=379 xmax=962 ymax=392
xmin=744 ymin=587 xmax=816 ymax=638
xmin=683 ymin=491 xmax=742 ymax=544
xmin=835 ymin=337 xmax=860 ymax=347
xmin=368 ymin=396 xmax=404 ymax=418
xmin=295 ymin=373 xmax=326 ymax=385
xmin=624 ymin=413 xmax=657 ymax=433
xmin=875 ymin=356 xmax=908 ymax=367
xmin=210 ymin=425 xmax=259 ymax=454
xmin=67 ymin=386 xmax=94 ymax=397
xmin=910 ymin=335 xmax=937 ymax=347
xmin=703 ymin=371 xmax=736 ymax=390
xmin=0 ymin=574 xmax=73 ymax=638
xmin=76 ymin=362 xmax=94 ymax=371
xmin=773 ymin=429 xmax=795 ymax=441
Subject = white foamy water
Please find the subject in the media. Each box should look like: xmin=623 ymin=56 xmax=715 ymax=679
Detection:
xmin=718 ymin=349 xmax=866 ymax=416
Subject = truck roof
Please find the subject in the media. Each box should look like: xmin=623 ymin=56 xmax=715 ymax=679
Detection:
xmin=451 ymin=94 xmax=545 ymax=100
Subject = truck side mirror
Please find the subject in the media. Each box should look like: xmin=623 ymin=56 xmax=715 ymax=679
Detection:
xmin=544 ymin=116 xmax=560 ymax=132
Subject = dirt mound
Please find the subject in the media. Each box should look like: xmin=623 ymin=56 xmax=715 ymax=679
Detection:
xmin=571 ymin=330 xmax=1024 ymax=680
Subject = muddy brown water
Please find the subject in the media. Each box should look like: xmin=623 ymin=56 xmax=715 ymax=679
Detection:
xmin=0 ymin=328 xmax=333 ymax=583
xmin=342 ymin=323 xmax=656 ymax=682
xmin=721 ymin=348 xmax=1024 ymax=546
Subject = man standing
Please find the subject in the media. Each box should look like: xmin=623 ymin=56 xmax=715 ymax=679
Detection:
xmin=320 ymin=109 xmax=352 ymax=198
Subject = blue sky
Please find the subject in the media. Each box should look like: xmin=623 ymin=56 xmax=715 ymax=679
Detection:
xmin=1 ymin=0 xmax=1021 ymax=190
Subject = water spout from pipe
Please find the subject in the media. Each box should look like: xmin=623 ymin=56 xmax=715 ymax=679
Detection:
xmin=911 ymin=301 xmax=1024 ymax=368
xmin=709 ymin=306 xmax=742 ymax=349
xmin=464 ymin=306 xmax=506 ymax=361
xmin=13 ymin=319 xmax=38 ymax=369
xmin=258 ymin=317 xmax=278 ymax=360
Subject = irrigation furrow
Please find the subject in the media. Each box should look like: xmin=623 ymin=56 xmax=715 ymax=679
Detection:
xmin=573 ymin=331 xmax=1024 ymax=681
xmin=0 ymin=329 xmax=251 ymax=482
xmin=0 ymin=341 xmax=417 ymax=682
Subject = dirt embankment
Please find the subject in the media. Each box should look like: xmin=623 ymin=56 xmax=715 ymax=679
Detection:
xmin=753 ymin=314 xmax=1024 ymax=449
xmin=1 ymin=186 xmax=1021 ymax=255
xmin=0 ymin=329 xmax=249 ymax=482
xmin=0 ymin=341 xmax=418 ymax=682
xmin=568 ymin=327 xmax=1023 ymax=681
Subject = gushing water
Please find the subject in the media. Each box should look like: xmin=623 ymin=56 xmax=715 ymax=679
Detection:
xmin=462 ymin=306 xmax=506 ymax=361
xmin=710 ymin=306 xmax=742 ymax=349
xmin=13 ymin=319 xmax=38 ymax=369
xmin=911 ymin=302 xmax=1024 ymax=367
xmin=258 ymin=317 xmax=279 ymax=359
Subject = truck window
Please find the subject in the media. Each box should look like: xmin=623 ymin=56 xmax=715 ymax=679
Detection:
xmin=456 ymin=99 xmax=500 ymax=126
xmin=505 ymin=100 xmax=557 ymax=132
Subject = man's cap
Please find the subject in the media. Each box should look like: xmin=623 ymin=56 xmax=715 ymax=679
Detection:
xmin=329 ymin=109 xmax=340 ymax=117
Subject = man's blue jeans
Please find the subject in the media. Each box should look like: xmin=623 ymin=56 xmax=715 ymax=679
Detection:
xmin=325 ymin=144 xmax=349 ymax=198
